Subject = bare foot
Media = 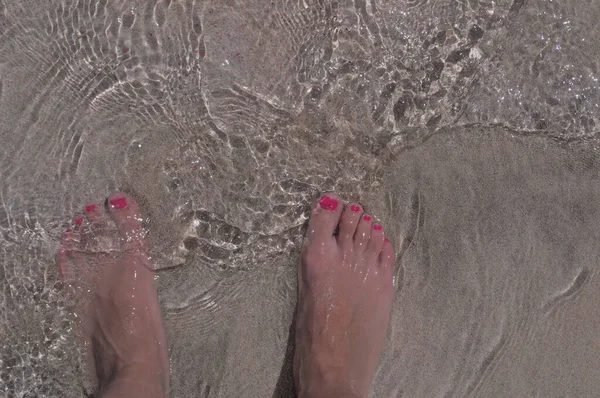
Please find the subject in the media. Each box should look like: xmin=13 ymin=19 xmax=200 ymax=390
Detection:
xmin=294 ymin=193 xmax=395 ymax=398
xmin=56 ymin=192 xmax=169 ymax=398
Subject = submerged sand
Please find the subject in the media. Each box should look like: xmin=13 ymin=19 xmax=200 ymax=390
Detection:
xmin=1 ymin=0 xmax=600 ymax=396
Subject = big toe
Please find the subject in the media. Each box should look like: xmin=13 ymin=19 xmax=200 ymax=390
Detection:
xmin=306 ymin=193 xmax=344 ymax=244
xmin=106 ymin=192 xmax=147 ymax=249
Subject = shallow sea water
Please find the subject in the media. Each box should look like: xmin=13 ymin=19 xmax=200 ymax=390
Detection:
xmin=1 ymin=0 xmax=600 ymax=397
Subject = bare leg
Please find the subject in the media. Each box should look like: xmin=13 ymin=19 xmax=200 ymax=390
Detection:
xmin=56 ymin=192 xmax=169 ymax=398
xmin=294 ymin=193 xmax=395 ymax=398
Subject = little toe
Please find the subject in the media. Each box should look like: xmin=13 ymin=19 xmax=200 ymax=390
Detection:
xmin=305 ymin=193 xmax=344 ymax=243
xmin=65 ymin=250 xmax=89 ymax=296
xmin=337 ymin=203 xmax=363 ymax=248
xmin=55 ymin=241 xmax=84 ymax=299
xmin=353 ymin=213 xmax=373 ymax=251
xmin=378 ymin=238 xmax=395 ymax=270
xmin=61 ymin=228 xmax=78 ymax=248
xmin=106 ymin=192 xmax=147 ymax=249
xmin=56 ymin=259 xmax=76 ymax=300
xmin=366 ymin=223 xmax=385 ymax=259
xmin=55 ymin=247 xmax=72 ymax=280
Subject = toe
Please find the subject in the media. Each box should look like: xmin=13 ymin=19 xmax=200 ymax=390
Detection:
xmin=57 ymin=228 xmax=78 ymax=274
xmin=84 ymin=203 xmax=103 ymax=223
xmin=55 ymin=251 xmax=76 ymax=300
xmin=55 ymin=246 xmax=72 ymax=280
xmin=61 ymin=228 xmax=78 ymax=248
xmin=81 ymin=202 xmax=104 ymax=242
xmin=353 ymin=213 xmax=373 ymax=251
xmin=73 ymin=215 xmax=86 ymax=231
xmin=376 ymin=239 xmax=396 ymax=290
xmin=81 ymin=202 xmax=107 ymax=248
xmin=305 ymin=193 xmax=343 ymax=243
xmin=55 ymin=234 xmax=82 ymax=299
xmin=106 ymin=192 xmax=147 ymax=249
xmin=378 ymin=238 xmax=395 ymax=269
xmin=337 ymin=202 xmax=363 ymax=248
xmin=366 ymin=223 xmax=385 ymax=259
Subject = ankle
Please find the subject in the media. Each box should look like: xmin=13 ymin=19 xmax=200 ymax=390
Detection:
xmin=297 ymin=369 xmax=365 ymax=398
xmin=298 ymin=383 xmax=364 ymax=398
xmin=102 ymin=363 xmax=167 ymax=398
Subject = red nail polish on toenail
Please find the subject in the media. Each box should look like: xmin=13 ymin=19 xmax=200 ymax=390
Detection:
xmin=65 ymin=229 xmax=72 ymax=233
xmin=350 ymin=205 xmax=361 ymax=212
xmin=109 ymin=197 xmax=127 ymax=209
xmin=384 ymin=238 xmax=390 ymax=243
xmin=363 ymin=215 xmax=372 ymax=221
xmin=319 ymin=195 xmax=338 ymax=211
xmin=74 ymin=217 xmax=84 ymax=225
xmin=85 ymin=204 xmax=96 ymax=212
xmin=373 ymin=224 xmax=382 ymax=231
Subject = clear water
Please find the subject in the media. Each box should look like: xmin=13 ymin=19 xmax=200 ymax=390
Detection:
xmin=1 ymin=0 xmax=600 ymax=396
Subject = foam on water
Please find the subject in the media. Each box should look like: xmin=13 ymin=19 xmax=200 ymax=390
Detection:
xmin=0 ymin=0 xmax=599 ymax=396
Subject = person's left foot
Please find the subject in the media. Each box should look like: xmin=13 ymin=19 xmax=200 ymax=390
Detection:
xmin=56 ymin=192 xmax=169 ymax=397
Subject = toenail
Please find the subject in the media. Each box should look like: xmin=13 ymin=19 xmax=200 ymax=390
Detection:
xmin=109 ymin=197 xmax=127 ymax=210
xmin=384 ymin=238 xmax=390 ymax=243
xmin=350 ymin=204 xmax=361 ymax=212
xmin=65 ymin=229 xmax=72 ymax=233
xmin=74 ymin=217 xmax=84 ymax=225
xmin=373 ymin=224 xmax=382 ymax=231
xmin=319 ymin=195 xmax=339 ymax=211
xmin=85 ymin=204 xmax=96 ymax=212
xmin=363 ymin=215 xmax=372 ymax=221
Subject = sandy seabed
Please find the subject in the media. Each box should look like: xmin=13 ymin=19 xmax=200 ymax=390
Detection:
xmin=1 ymin=0 xmax=600 ymax=396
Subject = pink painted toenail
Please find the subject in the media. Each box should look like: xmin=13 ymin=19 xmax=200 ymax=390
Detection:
xmin=350 ymin=205 xmax=361 ymax=212
xmin=319 ymin=195 xmax=338 ymax=211
xmin=363 ymin=215 xmax=372 ymax=221
xmin=373 ymin=224 xmax=382 ymax=231
xmin=74 ymin=217 xmax=84 ymax=225
xmin=384 ymin=238 xmax=390 ymax=243
xmin=85 ymin=204 xmax=96 ymax=212
xmin=65 ymin=229 xmax=72 ymax=233
xmin=109 ymin=197 xmax=127 ymax=209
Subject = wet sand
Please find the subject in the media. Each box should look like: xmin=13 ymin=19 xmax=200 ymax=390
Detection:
xmin=1 ymin=0 xmax=600 ymax=396
xmin=158 ymin=126 xmax=600 ymax=397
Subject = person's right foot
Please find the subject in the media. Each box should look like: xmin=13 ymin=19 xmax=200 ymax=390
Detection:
xmin=294 ymin=193 xmax=396 ymax=398
xmin=56 ymin=192 xmax=169 ymax=398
